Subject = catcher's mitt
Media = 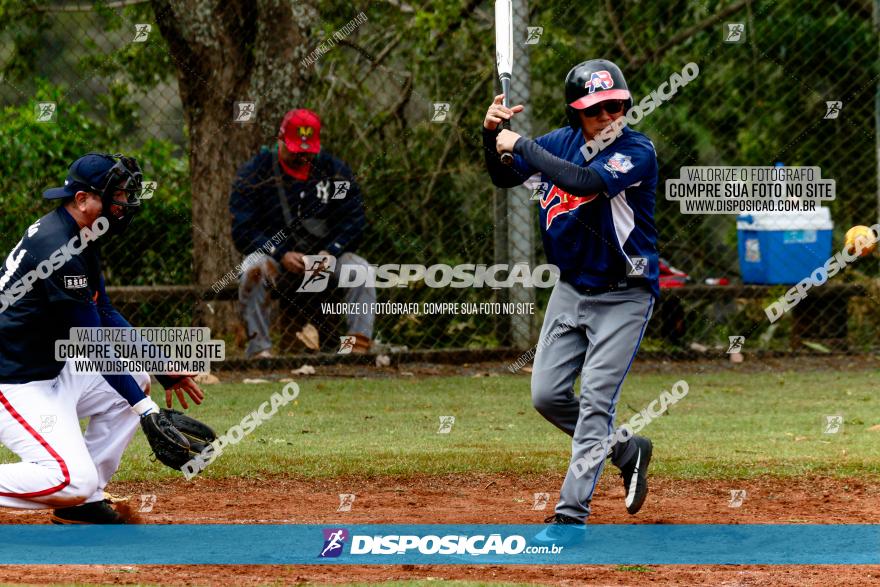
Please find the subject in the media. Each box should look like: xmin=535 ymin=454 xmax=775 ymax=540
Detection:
xmin=141 ymin=409 xmax=217 ymax=472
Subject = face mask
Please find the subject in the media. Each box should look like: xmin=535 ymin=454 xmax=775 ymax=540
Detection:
xmin=278 ymin=145 xmax=313 ymax=180
xmin=71 ymin=153 xmax=143 ymax=236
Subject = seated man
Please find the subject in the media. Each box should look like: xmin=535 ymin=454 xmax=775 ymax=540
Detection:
xmin=229 ymin=108 xmax=376 ymax=357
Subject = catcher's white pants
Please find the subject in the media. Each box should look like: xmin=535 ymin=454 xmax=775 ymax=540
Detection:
xmin=0 ymin=360 xmax=146 ymax=509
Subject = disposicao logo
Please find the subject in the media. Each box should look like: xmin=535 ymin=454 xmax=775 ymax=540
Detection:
xmin=319 ymin=528 xmax=349 ymax=558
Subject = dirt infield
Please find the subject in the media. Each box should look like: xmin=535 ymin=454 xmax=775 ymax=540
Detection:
xmin=1 ymin=474 xmax=878 ymax=585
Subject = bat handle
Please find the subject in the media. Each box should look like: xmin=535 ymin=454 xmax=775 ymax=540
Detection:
xmin=499 ymin=76 xmax=513 ymax=165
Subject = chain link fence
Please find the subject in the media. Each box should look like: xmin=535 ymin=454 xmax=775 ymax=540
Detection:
xmin=1 ymin=0 xmax=878 ymax=360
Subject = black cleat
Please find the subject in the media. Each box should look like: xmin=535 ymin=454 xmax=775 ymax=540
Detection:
xmin=51 ymin=499 xmax=128 ymax=525
xmin=620 ymin=436 xmax=653 ymax=515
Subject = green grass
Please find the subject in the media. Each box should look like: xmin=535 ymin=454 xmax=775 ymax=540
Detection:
xmin=615 ymin=565 xmax=654 ymax=572
xmin=3 ymin=369 xmax=880 ymax=481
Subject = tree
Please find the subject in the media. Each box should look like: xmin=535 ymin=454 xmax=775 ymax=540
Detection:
xmin=150 ymin=0 xmax=316 ymax=303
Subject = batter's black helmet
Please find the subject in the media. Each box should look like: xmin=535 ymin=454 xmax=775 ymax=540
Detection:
xmin=564 ymin=59 xmax=632 ymax=130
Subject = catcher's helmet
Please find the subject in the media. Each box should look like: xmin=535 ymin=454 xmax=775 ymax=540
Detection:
xmin=564 ymin=59 xmax=632 ymax=130
xmin=44 ymin=152 xmax=144 ymax=235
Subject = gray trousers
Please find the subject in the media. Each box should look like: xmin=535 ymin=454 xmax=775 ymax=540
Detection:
xmin=531 ymin=279 xmax=655 ymax=522
xmin=239 ymin=252 xmax=376 ymax=357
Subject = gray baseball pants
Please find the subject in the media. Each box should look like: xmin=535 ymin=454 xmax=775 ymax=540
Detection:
xmin=531 ymin=278 xmax=655 ymax=522
xmin=239 ymin=251 xmax=376 ymax=357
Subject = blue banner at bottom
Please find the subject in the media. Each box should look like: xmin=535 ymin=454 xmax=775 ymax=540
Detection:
xmin=0 ymin=524 xmax=876 ymax=565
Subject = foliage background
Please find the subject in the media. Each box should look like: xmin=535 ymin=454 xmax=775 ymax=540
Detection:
xmin=0 ymin=0 xmax=877 ymax=354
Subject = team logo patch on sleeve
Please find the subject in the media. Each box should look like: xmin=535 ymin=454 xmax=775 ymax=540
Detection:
xmin=64 ymin=275 xmax=88 ymax=289
xmin=603 ymin=152 xmax=634 ymax=178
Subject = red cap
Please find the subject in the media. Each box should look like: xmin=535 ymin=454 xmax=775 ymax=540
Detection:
xmin=279 ymin=109 xmax=321 ymax=153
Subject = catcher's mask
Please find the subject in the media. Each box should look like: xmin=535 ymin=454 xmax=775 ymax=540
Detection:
xmin=564 ymin=59 xmax=632 ymax=130
xmin=43 ymin=152 xmax=144 ymax=235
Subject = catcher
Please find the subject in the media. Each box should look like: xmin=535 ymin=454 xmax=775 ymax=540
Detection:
xmin=0 ymin=153 xmax=215 ymax=524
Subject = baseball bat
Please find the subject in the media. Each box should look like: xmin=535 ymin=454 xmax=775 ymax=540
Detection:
xmin=495 ymin=0 xmax=514 ymax=165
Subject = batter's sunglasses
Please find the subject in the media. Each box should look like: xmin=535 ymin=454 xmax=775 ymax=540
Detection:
xmin=580 ymin=100 xmax=626 ymax=118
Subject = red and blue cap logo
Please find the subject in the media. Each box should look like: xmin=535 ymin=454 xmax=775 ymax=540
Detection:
xmin=585 ymin=70 xmax=614 ymax=94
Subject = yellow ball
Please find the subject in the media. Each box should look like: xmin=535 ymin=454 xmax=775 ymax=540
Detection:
xmin=844 ymin=225 xmax=877 ymax=257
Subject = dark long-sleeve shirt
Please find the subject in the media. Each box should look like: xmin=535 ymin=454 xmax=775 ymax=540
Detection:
xmin=0 ymin=207 xmax=147 ymax=406
xmin=483 ymin=127 xmax=608 ymax=195
xmin=229 ymin=147 xmax=366 ymax=260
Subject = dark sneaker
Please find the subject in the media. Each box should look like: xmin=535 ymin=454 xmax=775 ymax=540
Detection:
xmin=532 ymin=513 xmax=586 ymax=546
xmin=621 ymin=436 xmax=653 ymax=515
xmin=51 ymin=499 xmax=128 ymax=525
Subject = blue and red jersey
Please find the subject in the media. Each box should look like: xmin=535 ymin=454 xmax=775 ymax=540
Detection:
xmin=485 ymin=125 xmax=659 ymax=297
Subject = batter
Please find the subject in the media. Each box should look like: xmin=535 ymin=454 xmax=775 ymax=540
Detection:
xmin=483 ymin=59 xmax=659 ymax=530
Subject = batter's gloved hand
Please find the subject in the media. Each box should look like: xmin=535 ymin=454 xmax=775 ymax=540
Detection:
xmin=141 ymin=409 xmax=217 ymax=473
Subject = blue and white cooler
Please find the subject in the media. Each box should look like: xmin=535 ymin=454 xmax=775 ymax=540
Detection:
xmin=736 ymin=208 xmax=833 ymax=284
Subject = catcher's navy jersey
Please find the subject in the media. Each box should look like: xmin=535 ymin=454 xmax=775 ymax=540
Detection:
xmin=0 ymin=207 xmax=103 ymax=383
xmin=512 ymin=125 xmax=659 ymax=297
